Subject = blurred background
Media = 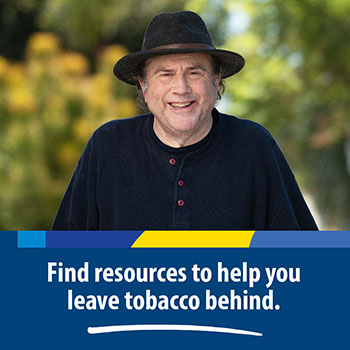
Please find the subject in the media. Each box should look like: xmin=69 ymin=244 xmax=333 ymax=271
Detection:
xmin=0 ymin=0 xmax=349 ymax=230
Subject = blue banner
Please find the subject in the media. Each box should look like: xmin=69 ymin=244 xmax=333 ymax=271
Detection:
xmin=1 ymin=231 xmax=349 ymax=349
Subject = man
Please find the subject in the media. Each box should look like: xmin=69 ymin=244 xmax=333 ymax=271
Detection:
xmin=53 ymin=11 xmax=318 ymax=230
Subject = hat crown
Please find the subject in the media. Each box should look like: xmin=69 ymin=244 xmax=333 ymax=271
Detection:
xmin=114 ymin=11 xmax=245 ymax=85
xmin=142 ymin=11 xmax=214 ymax=51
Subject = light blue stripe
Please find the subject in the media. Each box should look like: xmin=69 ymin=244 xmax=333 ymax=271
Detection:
xmin=17 ymin=231 xmax=46 ymax=248
xmin=250 ymin=231 xmax=350 ymax=248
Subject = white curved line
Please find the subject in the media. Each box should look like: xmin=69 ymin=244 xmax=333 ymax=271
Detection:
xmin=87 ymin=324 xmax=263 ymax=337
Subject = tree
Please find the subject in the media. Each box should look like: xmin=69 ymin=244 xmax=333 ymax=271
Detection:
xmin=38 ymin=0 xmax=187 ymax=54
xmin=224 ymin=0 xmax=350 ymax=228
xmin=0 ymin=0 xmax=43 ymax=60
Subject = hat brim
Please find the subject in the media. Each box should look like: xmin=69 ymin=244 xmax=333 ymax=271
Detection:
xmin=113 ymin=47 xmax=245 ymax=85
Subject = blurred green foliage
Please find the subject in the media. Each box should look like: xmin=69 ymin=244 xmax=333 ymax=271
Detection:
xmin=0 ymin=33 xmax=138 ymax=228
xmin=39 ymin=0 xmax=187 ymax=53
xmin=223 ymin=0 xmax=349 ymax=229
xmin=0 ymin=0 xmax=348 ymax=229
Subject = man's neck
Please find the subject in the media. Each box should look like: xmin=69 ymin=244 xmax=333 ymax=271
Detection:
xmin=153 ymin=117 xmax=213 ymax=148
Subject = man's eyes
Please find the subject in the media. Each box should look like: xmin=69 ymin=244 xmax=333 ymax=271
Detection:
xmin=156 ymin=70 xmax=204 ymax=79
xmin=189 ymin=69 xmax=206 ymax=77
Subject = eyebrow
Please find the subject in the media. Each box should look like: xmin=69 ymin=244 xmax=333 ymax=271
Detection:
xmin=187 ymin=65 xmax=208 ymax=71
xmin=153 ymin=65 xmax=208 ymax=75
xmin=153 ymin=68 xmax=174 ymax=75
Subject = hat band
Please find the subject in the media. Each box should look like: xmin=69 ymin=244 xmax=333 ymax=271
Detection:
xmin=148 ymin=43 xmax=215 ymax=51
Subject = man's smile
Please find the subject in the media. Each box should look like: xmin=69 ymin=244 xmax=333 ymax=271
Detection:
xmin=168 ymin=101 xmax=195 ymax=110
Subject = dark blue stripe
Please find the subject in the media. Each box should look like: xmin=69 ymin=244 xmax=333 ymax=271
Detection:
xmin=46 ymin=231 xmax=144 ymax=248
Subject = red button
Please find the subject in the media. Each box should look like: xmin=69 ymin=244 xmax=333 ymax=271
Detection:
xmin=177 ymin=200 xmax=184 ymax=207
xmin=178 ymin=180 xmax=184 ymax=187
xmin=169 ymin=158 xmax=176 ymax=165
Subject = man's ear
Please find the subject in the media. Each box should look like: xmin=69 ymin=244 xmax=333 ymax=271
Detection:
xmin=138 ymin=77 xmax=146 ymax=94
xmin=215 ymin=72 xmax=221 ymax=89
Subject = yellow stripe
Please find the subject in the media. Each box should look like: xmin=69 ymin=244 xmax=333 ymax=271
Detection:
xmin=131 ymin=231 xmax=255 ymax=248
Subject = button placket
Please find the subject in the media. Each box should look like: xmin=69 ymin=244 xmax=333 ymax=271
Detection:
xmin=172 ymin=157 xmax=193 ymax=228
xmin=168 ymin=154 xmax=185 ymax=207
xmin=176 ymin=179 xmax=185 ymax=206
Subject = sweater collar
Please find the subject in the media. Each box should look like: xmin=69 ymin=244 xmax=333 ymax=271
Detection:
xmin=146 ymin=108 xmax=220 ymax=157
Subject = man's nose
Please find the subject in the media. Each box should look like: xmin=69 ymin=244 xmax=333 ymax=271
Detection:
xmin=172 ymin=73 xmax=191 ymax=94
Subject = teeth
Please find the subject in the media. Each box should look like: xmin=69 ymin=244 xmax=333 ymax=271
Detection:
xmin=170 ymin=102 xmax=192 ymax=108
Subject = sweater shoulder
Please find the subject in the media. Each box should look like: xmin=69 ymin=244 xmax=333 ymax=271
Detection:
xmin=78 ymin=113 xmax=151 ymax=159
xmin=218 ymin=112 xmax=276 ymax=146
xmin=92 ymin=113 xmax=150 ymax=139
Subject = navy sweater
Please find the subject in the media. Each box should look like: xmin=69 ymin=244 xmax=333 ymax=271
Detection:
xmin=53 ymin=109 xmax=318 ymax=230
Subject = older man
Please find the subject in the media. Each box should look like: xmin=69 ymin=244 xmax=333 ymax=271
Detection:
xmin=53 ymin=11 xmax=318 ymax=230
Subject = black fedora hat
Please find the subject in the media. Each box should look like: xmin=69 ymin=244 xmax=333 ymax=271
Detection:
xmin=114 ymin=11 xmax=245 ymax=85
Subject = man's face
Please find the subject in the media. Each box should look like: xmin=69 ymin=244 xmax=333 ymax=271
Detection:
xmin=139 ymin=53 xmax=220 ymax=147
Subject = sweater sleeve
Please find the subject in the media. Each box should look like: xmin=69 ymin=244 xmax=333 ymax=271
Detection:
xmin=52 ymin=138 xmax=99 ymax=230
xmin=263 ymin=137 xmax=318 ymax=230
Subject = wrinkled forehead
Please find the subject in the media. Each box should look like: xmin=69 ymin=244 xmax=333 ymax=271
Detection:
xmin=142 ymin=52 xmax=215 ymax=77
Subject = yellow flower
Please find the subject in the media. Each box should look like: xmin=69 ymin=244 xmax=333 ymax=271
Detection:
xmin=113 ymin=98 xmax=138 ymax=119
xmin=72 ymin=118 xmax=96 ymax=141
xmin=5 ymin=63 xmax=26 ymax=86
xmin=26 ymin=32 xmax=61 ymax=58
xmin=60 ymin=52 xmax=89 ymax=76
xmin=88 ymin=74 xmax=112 ymax=108
xmin=7 ymin=86 xmax=37 ymax=114
xmin=97 ymin=45 xmax=128 ymax=71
